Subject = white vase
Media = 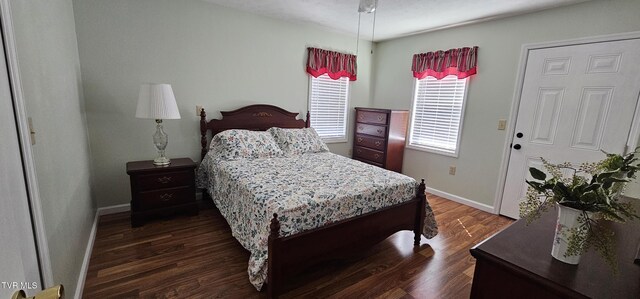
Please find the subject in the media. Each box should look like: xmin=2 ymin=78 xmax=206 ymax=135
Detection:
xmin=551 ymin=204 xmax=585 ymax=264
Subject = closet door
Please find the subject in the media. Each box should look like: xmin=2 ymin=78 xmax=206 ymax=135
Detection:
xmin=0 ymin=22 xmax=42 ymax=297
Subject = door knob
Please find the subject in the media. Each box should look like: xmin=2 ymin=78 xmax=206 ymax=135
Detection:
xmin=12 ymin=285 xmax=63 ymax=299
xmin=513 ymin=144 xmax=522 ymax=150
xmin=516 ymin=132 xmax=523 ymax=138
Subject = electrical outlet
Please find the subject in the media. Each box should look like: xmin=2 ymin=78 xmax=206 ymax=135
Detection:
xmin=449 ymin=166 xmax=456 ymax=175
xmin=498 ymin=119 xmax=507 ymax=130
xmin=196 ymin=105 xmax=203 ymax=117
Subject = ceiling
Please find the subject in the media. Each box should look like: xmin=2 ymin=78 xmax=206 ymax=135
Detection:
xmin=202 ymin=0 xmax=590 ymax=41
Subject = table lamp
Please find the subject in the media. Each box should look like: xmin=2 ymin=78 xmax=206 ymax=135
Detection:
xmin=135 ymin=83 xmax=181 ymax=166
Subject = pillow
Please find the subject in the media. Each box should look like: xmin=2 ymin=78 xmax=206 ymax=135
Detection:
xmin=210 ymin=129 xmax=283 ymax=160
xmin=268 ymin=127 xmax=330 ymax=156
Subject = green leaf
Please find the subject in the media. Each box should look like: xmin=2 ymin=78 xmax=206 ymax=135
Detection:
xmin=553 ymin=182 xmax=570 ymax=197
xmin=583 ymin=184 xmax=600 ymax=192
xmin=602 ymin=177 xmax=630 ymax=184
xmin=581 ymin=191 xmax=598 ymax=203
xmin=529 ymin=167 xmax=547 ymax=181
xmin=525 ymin=180 xmax=544 ymax=192
xmin=597 ymin=171 xmax=615 ymax=182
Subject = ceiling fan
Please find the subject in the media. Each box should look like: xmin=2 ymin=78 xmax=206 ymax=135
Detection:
xmin=358 ymin=0 xmax=377 ymax=13
xmin=356 ymin=0 xmax=377 ymax=54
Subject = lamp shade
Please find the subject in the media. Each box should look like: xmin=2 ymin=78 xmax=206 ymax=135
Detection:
xmin=135 ymin=83 xmax=181 ymax=119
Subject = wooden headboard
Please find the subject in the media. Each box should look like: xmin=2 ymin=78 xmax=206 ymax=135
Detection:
xmin=199 ymin=104 xmax=310 ymax=160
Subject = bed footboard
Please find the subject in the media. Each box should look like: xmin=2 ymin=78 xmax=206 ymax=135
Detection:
xmin=266 ymin=179 xmax=427 ymax=298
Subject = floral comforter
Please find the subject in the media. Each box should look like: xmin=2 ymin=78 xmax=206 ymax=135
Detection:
xmin=196 ymin=152 xmax=438 ymax=290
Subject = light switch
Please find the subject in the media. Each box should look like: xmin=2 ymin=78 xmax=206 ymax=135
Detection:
xmin=449 ymin=166 xmax=456 ymax=175
xmin=196 ymin=105 xmax=203 ymax=117
xmin=498 ymin=119 xmax=507 ymax=130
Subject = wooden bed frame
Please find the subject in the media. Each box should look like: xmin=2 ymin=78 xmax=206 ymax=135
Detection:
xmin=199 ymin=104 xmax=426 ymax=298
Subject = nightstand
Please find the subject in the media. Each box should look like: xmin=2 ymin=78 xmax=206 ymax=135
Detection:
xmin=126 ymin=158 xmax=198 ymax=227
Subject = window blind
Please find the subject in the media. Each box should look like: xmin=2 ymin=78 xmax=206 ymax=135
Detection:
xmin=409 ymin=75 xmax=467 ymax=155
xmin=309 ymin=74 xmax=349 ymax=140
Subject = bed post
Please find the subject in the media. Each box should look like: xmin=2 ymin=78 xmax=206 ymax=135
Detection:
xmin=305 ymin=111 xmax=311 ymax=128
xmin=267 ymin=213 xmax=281 ymax=298
xmin=414 ymin=179 xmax=426 ymax=246
xmin=200 ymin=108 xmax=207 ymax=161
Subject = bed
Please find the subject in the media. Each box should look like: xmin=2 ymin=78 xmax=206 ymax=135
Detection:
xmin=196 ymin=104 xmax=438 ymax=297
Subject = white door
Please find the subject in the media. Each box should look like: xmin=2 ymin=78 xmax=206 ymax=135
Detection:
xmin=500 ymin=39 xmax=640 ymax=219
xmin=0 ymin=24 xmax=42 ymax=296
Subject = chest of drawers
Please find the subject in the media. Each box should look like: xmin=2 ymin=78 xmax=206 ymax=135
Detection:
xmin=126 ymin=158 xmax=198 ymax=227
xmin=353 ymin=107 xmax=409 ymax=173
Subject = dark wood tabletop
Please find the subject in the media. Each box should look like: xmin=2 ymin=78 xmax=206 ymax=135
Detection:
xmin=470 ymin=198 xmax=640 ymax=299
xmin=126 ymin=158 xmax=196 ymax=174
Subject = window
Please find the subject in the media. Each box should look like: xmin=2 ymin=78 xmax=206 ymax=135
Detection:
xmin=408 ymin=75 xmax=468 ymax=157
xmin=308 ymin=74 xmax=349 ymax=142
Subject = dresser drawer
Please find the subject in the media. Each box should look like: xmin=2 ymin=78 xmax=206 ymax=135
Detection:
xmin=357 ymin=110 xmax=388 ymax=125
xmin=353 ymin=146 xmax=385 ymax=164
xmin=354 ymin=157 xmax=384 ymax=168
xmin=137 ymin=187 xmax=193 ymax=210
xmin=356 ymin=123 xmax=386 ymax=138
xmin=135 ymin=171 xmax=193 ymax=191
xmin=355 ymin=134 xmax=386 ymax=151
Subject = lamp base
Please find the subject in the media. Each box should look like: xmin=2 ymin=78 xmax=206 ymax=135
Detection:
xmin=153 ymin=156 xmax=171 ymax=166
xmin=152 ymin=119 xmax=171 ymax=166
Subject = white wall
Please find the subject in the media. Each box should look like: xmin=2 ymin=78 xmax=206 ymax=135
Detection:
xmin=10 ymin=0 xmax=95 ymax=295
xmin=73 ymin=0 xmax=373 ymax=208
xmin=372 ymin=0 xmax=640 ymax=208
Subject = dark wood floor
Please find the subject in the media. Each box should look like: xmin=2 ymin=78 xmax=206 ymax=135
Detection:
xmin=83 ymin=195 xmax=513 ymax=298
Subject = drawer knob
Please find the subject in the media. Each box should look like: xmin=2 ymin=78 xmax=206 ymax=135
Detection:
xmin=377 ymin=128 xmax=383 ymax=134
xmin=157 ymin=176 xmax=172 ymax=184
xmin=160 ymin=193 xmax=173 ymax=201
xmin=374 ymin=154 xmax=380 ymax=159
xmin=375 ymin=141 xmax=381 ymax=146
xmin=357 ymin=137 xmax=363 ymax=143
xmin=377 ymin=115 xmax=384 ymax=121
xmin=356 ymin=149 xmax=362 ymax=154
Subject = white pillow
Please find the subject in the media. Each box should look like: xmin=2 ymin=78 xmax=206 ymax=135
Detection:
xmin=210 ymin=129 xmax=283 ymax=160
xmin=268 ymin=127 xmax=330 ymax=156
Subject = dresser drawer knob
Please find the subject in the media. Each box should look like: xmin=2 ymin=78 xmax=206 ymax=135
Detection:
xmin=375 ymin=141 xmax=381 ymax=146
xmin=160 ymin=193 xmax=173 ymax=201
xmin=356 ymin=149 xmax=362 ymax=154
xmin=377 ymin=128 xmax=383 ymax=134
xmin=157 ymin=176 xmax=172 ymax=184
xmin=374 ymin=154 xmax=381 ymax=159
xmin=357 ymin=137 xmax=363 ymax=143
xmin=377 ymin=115 xmax=384 ymax=121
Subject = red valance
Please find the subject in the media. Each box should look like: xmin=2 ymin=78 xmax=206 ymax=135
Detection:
xmin=412 ymin=46 xmax=478 ymax=80
xmin=306 ymin=47 xmax=357 ymax=81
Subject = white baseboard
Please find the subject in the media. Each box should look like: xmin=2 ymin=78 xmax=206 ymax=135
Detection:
xmin=426 ymin=187 xmax=496 ymax=214
xmin=74 ymin=211 xmax=99 ymax=299
xmin=97 ymin=203 xmax=131 ymax=216
xmin=74 ymin=197 xmax=206 ymax=298
xmin=74 ymin=203 xmax=130 ymax=298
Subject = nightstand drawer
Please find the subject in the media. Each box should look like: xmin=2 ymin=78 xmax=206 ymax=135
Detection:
xmin=356 ymin=110 xmax=388 ymax=125
xmin=353 ymin=146 xmax=385 ymax=164
xmin=356 ymin=123 xmax=386 ymax=138
xmin=138 ymin=187 xmax=193 ymax=210
xmin=136 ymin=171 xmax=193 ymax=191
xmin=355 ymin=134 xmax=386 ymax=151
